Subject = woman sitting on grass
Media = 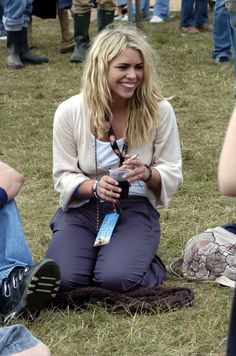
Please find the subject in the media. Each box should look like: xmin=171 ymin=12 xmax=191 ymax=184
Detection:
xmin=46 ymin=25 xmax=183 ymax=293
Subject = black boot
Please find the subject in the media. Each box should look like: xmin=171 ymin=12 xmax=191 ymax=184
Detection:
xmin=69 ymin=12 xmax=91 ymax=63
xmin=97 ymin=9 xmax=114 ymax=32
xmin=20 ymin=27 xmax=48 ymax=64
xmin=6 ymin=31 xmax=23 ymax=69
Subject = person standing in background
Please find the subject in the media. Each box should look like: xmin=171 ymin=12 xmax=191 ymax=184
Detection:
xmin=150 ymin=0 xmax=170 ymax=24
xmin=69 ymin=0 xmax=115 ymax=63
xmin=180 ymin=0 xmax=212 ymax=34
xmin=1 ymin=0 xmax=48 ymax=69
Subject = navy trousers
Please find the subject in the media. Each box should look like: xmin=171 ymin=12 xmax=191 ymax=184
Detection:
xmin=227 ymin=288 xmax=236 ymax=355
xmin=46 ymin=197 xmax=166 ymax=292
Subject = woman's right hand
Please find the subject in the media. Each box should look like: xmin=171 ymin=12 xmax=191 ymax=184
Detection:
xmin=96 ymin=175 xmax=122 ymax=203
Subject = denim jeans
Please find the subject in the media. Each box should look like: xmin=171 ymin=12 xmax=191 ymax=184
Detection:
xmin=212 ymin=0 xmax=231 ymax=60
xmin=0 ymin=200 xmax=32 ymax=285
xmin=153 ymin=0 xmax=170 ymax=20
xmin=131 ymin=0 xmax=150 ymax=20
xmin=141 ymin=0 xmax=150 ymax=19
xmin=0 ymin=0 xmax=32 ymax=31
xmin=226 ymin=0 xmax=236 ymax=79
xmin=180 ymin=0 xmax=209 ymax=27
xmin=0 ymin=3 xmax=5 ymax=34
xmin=0 ymin=325 xmax=39 ymax=355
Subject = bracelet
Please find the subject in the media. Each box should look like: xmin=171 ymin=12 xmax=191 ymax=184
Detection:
xmin=143 ymin=165 xmax=152 ymax=182
xmin=91 ymin=180 xmax=102 ymax=200
xmin=0 ymin=187 xmax=8 ymax=208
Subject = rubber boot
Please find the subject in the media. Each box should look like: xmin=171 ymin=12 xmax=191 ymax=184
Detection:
xmin=58 ymin=8 xmax=74 ymax=54
xmin=20 ymin=27 xmax=48 ymax=64
xmin=6 ymin=31 xmax=24 ymax=69
xmin=69 ymin=12 xmax=91 ymax=63
xmin=97 ymin=9 xmax=114 ymax=32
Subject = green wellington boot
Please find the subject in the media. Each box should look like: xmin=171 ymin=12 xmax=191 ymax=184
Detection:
xmin=69 ymin=12 xmax=91 ymax=63
xmin=20 ymin=27 xmax=48 ymax=64
xmin=97 ymin=9 xmax=114 ymax=32
xmin=6 ymin=31 xmax=24 ymax=69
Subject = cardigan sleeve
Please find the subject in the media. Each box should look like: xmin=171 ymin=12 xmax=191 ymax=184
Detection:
xmin=151 ymin=100 xmax=183 ymax=208
xmin=53 ymin=97 xmax=90 ymax=210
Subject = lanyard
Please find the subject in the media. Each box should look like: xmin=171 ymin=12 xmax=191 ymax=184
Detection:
xmin=105 ymin=116 xmax=128 ymax=167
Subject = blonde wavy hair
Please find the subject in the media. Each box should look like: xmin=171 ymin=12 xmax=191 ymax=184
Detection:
xmin=82 ymin=25 xmax=164 ymax=147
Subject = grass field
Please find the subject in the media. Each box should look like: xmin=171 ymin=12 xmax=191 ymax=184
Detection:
xmin=0 ymin=10 xmax=236 ymax=356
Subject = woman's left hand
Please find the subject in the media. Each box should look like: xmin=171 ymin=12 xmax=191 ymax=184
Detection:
xmin=122 ymin=155 xmax=151 ymax=183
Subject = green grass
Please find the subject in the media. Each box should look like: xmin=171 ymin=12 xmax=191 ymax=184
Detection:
xmin=0 ymin=12 xmax=236 ymax=356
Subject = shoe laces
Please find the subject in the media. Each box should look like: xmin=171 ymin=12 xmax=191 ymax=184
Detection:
xmin=2 ymin=266 xmax=30 ymax=298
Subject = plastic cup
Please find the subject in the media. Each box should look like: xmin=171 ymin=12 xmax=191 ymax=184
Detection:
xmin=109 ymin=168 xmax=131 ymax=199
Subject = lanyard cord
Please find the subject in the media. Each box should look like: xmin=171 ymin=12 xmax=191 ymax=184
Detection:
xmin=94 ymin=130 xmax=100 ymax=232
xmin=94 ymin=122 xmax=124 ymax=230
xmin=105 ymin=116 xmax=128 ymax=167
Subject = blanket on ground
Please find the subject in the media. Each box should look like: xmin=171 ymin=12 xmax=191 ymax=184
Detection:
xmin=53 ymin=285 xmax=194 ymax=314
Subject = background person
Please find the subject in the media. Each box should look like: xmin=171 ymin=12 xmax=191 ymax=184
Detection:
xmin=46 ymin=25 xmax=182 ymax=294
xmin=0 ymin=0 xmax=48 ymax=69
xmin=180 ymin=0 xmax=212 ymax=34
xmin=150 ymin=0 xmax=170 ymax=24
xmin=69 ymin=0 xmax=115 ymax=63
xmin=31 ymin=0 xmax=74 ymax=54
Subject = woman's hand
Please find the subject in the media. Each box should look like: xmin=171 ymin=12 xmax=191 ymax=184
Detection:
xmin=122 ymin=155 xmax=151 ymax=183
xmin=96 ymin=175 xmax=122 ymax=203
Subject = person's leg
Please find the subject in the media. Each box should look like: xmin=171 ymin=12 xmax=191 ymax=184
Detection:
xmin=225 ymin=0 xmax=236 ymax=95
xmin=2 ymin=0 xmax=25 ymax=68
xmin=153 ymin=0 xmax=170 ymax=20
xmin=212 ymin=0 xmax=231 ymax=62
xmin=0 ymin=3 xmax=7 ymax=38
xmin=180 ymin=0 xmax=195 ymax=28
xmin=2 ymin=0 xmax=25 ymax=31
xmin=69 ymin=0 xmax=92 ymax=62
xmin=140 ymin=0 xmax=150 ymax=20
xmin=0 ymin=324 xmax=50 ymax=356
xmin=97 ymin=0 xmax=115 ymax=32
xmin=57 ymin=7 xmax=74 ymax=54
xmin=0 ymin=200 xmax=60 ymax=323
xmin=93 ymin=199 xmax=166 ymax=292
xmin=2 ymin=0 xmax=48 ymax=68
xmin=45 ymin=202 xmax=99 ymax=291
xmin=19 ymin=0 xmax=49 ymax=64
xmin=195 ymin=0 xmax=212 ymax=30
xmin=0 ymin=200 xmax=32 ymax=282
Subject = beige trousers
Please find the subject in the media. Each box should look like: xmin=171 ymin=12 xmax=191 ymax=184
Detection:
xmin=72 ymin=0 xmax=116 ymax=13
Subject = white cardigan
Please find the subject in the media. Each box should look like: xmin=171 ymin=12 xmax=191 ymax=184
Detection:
xmin=53 ymin=93 xmax=183 ymax=211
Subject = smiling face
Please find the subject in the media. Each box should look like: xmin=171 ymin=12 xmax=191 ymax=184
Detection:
xmin=107 ymin=48 xmax=144 ymax=104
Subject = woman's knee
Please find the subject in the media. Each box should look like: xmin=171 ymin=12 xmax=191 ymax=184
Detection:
xmin=94 ymin=268 xmax=140 ymax=292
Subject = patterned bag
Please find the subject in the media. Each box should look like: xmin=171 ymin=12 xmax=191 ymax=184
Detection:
xmin=170 ymin=224 xmax=236 ymax=288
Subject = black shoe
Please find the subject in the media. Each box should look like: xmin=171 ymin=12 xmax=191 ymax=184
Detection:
xmin=0 ymin=258 xmax=61 ymax=324
xmin=214 ymin=56 xmax=230 ymax=65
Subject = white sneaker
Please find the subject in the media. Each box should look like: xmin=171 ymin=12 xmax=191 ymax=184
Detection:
xmin=150 ymin=16 xmax=164 ymax=24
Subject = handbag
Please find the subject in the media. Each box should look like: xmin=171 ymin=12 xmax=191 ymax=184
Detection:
xmin=170 ymin=224 xmax=236 ymax=288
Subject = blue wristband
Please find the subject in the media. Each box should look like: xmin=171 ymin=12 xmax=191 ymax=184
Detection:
xmin=74 ymin=186 xmax=81 ymax=199
xmin=0 ymin=187 xmax=8 ymax=208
